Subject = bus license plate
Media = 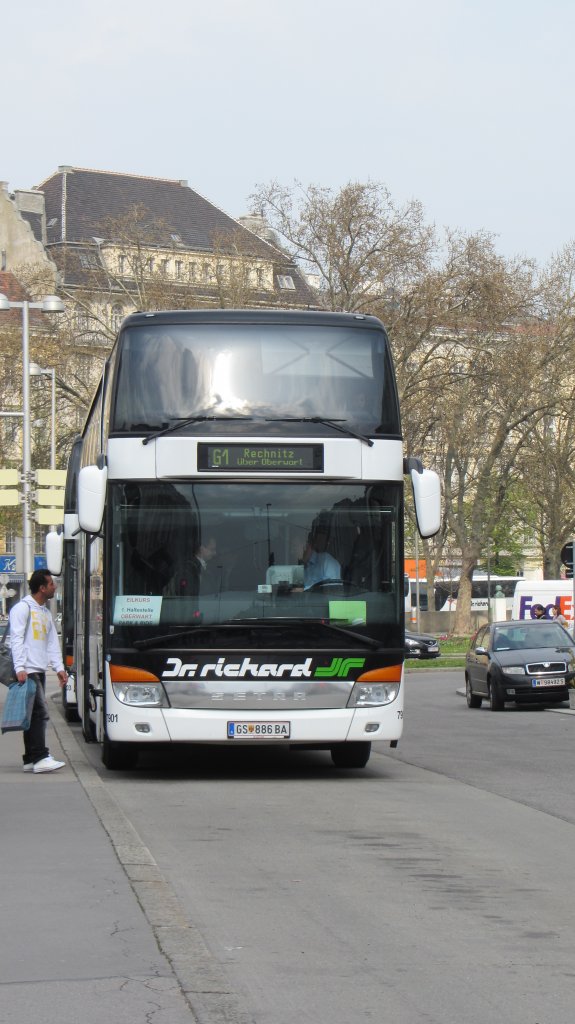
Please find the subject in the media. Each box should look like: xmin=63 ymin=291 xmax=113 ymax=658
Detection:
xmin=227 ymin=721 xmax=291 ymax=739
xmin=532 ymin=678 xmax=564 ymax=687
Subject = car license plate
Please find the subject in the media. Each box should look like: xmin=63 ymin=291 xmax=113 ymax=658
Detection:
xmin=227 ymin=721 xmax=291 ymax=739
xmin=531 ymin=677 xmax=565 ymax=688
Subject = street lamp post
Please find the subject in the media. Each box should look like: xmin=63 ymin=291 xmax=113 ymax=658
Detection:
xmin=0 ymin=293 xmax=65 ymax=577
xmin=30 ymin=363 xmax=56 ymax=471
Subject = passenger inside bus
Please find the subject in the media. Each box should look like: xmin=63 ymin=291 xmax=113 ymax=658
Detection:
xmin=164 ymin=537 xmax=219 ymax=597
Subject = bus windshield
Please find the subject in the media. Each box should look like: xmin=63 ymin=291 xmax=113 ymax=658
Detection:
xmin=112 ymin=323 xmax=400 ymax=436
xmin=109 ymin=481 xmax=402 ymax=649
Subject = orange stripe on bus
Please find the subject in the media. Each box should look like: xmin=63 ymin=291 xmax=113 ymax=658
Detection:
xmin=356 ymin=665 xmax=402 ymax=683
xmin=109 ymin=664 xmax=160 ymax=683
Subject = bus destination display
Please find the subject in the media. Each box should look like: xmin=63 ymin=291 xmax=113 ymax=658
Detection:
xmin=198 ymin=443 xmax=324 ymax=472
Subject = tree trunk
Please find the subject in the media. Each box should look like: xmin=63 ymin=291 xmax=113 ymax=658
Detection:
xmin=452 ymin=558 xmax=478 ymax=635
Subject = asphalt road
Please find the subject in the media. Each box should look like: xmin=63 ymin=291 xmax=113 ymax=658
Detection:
xmin=54 ymin=671 xmax=575 ymax=1024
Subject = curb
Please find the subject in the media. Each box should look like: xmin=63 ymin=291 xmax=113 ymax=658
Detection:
xmin=48 ymin=691 xmax=254 ymax=1024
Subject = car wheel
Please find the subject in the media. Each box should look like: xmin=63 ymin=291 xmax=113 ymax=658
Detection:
xmin=465 ymin=675 xmax=482 ymax=708
xmin=488 ymin=678 xmax=504 ymax=711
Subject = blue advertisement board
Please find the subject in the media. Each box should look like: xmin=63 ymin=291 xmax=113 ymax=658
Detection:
xmin=0 ymin=555 xmax=46 ymax=573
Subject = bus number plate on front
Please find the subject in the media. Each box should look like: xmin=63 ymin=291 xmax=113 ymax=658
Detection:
xmin=227 ymin=721 xmax=291 ymax=739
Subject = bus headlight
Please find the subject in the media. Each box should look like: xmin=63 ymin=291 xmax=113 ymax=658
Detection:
xmin=348 ymin=682 xmax=400 ymax=707
xmin=112 ymin=682 xmax=169 ymax=707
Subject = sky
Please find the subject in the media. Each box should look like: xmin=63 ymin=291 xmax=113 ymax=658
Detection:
xmin=4 ymin=0 xmax=575 ymax=267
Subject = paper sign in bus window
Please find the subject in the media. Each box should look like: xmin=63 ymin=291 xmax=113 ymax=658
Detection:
xmin=113 ymin=595 xmax=162 ymax=625
xmin=328 ymin=600 xmax=367 ymax=625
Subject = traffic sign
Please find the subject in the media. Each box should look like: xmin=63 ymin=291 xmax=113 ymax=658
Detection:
xmin=0 ymin=470 xmax=19 ymax=485
xmin=0 ymin=488 xmax=20 ymax=506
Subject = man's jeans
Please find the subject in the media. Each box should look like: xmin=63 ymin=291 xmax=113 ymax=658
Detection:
xmin=23 ymin=672 xmax=49 ymax=765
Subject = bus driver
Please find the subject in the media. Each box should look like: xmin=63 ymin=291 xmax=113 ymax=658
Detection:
xmin=303 ymin=527 xmax=341 ymax=589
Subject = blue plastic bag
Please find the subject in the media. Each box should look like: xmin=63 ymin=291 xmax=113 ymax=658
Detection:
xmin=1 ymin=677 xmax=37 ymax=733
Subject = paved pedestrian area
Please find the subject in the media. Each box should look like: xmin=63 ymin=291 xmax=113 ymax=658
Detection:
xmin=0 ymin=680 xmax=197 ymax=1024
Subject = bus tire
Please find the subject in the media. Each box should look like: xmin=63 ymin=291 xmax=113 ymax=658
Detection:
xmin=330 ymin=741 xmax=371 ymax=769
xmin=82 ymin=715 xmax=97 ymax=743
xmin=62 ymin=684 xmax=81 ymax=722
xmin=465 ymin=676 xmax=482 ymax=708
xmin=64 ymin=702 xmax=81 ymax=723
xmin=102 ymin=737 xmax=139 ymax=770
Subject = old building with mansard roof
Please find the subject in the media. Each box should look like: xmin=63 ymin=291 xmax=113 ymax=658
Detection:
xmin=1 ymin=167 xmax=319 ymax=334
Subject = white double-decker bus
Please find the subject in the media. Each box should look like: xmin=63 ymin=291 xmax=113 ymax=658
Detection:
xmin=47 ymin=309 xmax=440 ymax=769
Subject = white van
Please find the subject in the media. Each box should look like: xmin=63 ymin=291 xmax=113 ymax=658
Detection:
xmin=512 ymin=580 xmax=574 ymax=625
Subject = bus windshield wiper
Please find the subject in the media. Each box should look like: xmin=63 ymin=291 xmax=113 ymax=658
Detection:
xmin=232 ymin=618 xmax=381 ymax=649
xmin=314 ymin=622 xmax=382 ymax=649
xmin=133 ymin=623 xmax=252 ymax=649
xmin=266 ymin=417 xmax=373 ymax=447
xmin=142 ymin=416 xmax=254 ymax=445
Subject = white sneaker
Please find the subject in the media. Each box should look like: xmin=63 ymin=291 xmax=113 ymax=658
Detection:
xmin=22 ymin=763 xmax=34 ymax=772
xmin=33 ymin=755 xmax=66 ymax=773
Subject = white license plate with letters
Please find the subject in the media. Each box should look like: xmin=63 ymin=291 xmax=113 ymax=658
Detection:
xmin=227 ymin=721 xmax=291 ymax=739
xmin=531 ymin=677 xmax=565 ymax=688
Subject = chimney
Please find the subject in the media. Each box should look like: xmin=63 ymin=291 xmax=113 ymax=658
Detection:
xmin=14 ymin=189 xmax=47 ymax=245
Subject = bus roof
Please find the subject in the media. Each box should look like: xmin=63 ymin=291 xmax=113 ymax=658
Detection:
xmin=121 ymin=309 xmax=387 ymax=330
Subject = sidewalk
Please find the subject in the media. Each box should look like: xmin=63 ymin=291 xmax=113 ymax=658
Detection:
xmin=0 ymin=675 xmax=197 ymax=1024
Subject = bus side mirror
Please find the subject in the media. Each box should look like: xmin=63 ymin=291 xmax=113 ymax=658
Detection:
xmin=410 ymin=467 xmax=441 ymax=538
xmin=45 ymin=529 xmax=64 ymax=576
xmin=78 ymin=464 xmax=108 ymax=534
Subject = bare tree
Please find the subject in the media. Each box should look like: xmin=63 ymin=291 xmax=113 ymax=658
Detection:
xmin=250 ymin=180 xmax=434 ymax=312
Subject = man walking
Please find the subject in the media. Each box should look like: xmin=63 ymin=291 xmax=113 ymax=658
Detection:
xmin=10 ymin=570 xmax=68 ymax=773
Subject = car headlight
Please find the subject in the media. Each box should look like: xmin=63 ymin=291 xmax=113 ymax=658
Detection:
xmin=348 ymin=682 xmax=400 ymax=707
xmin=112 ymin=682 xmax=170 ymax=707
xmin=503 ymin=666 xmax=525 ymax=675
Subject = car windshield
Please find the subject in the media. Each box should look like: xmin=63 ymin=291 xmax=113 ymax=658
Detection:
xmin=493 ymin=623 xmax=573 ymax=651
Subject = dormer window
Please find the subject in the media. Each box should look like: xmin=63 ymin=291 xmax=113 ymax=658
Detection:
xmin=277 ymin=275 xmax=295 ymax=290
xmin=79 ymin=251 xmax=100 ymax=269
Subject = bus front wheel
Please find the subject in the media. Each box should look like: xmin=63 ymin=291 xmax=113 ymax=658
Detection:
xmin=102 ymin=736 xmax=139 ymax=770
xmin=330 ymin=742 xmax=371 ymax=769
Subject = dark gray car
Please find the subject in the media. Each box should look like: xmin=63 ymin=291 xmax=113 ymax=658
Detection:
xmin=465 ymin=619 xmax=575 ymax=710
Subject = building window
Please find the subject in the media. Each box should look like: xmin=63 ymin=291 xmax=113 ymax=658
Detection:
xmin=175 ymin=260 xmax=183 ymax=280
xmin=146 ymin=257 xmax=155 ymax=275
xmin=118 ymin=255 xmax=127 ymax=276
xmin=79 ymin=251 xmax=100 ymax=270
xmin=111 ymin=304 xmax=124 ymax=333
xmin=277 ymin=275 xmax=296 ymax=290
xmin=75 ymin=308 xmax=91 ymax=332
xmin=189 ymin=262 xmax=197 ymax=283
xmin=256 ymin=267 xmax=264 ymax=289
xmin=160 ymin=259 xmax=170 ymax=275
